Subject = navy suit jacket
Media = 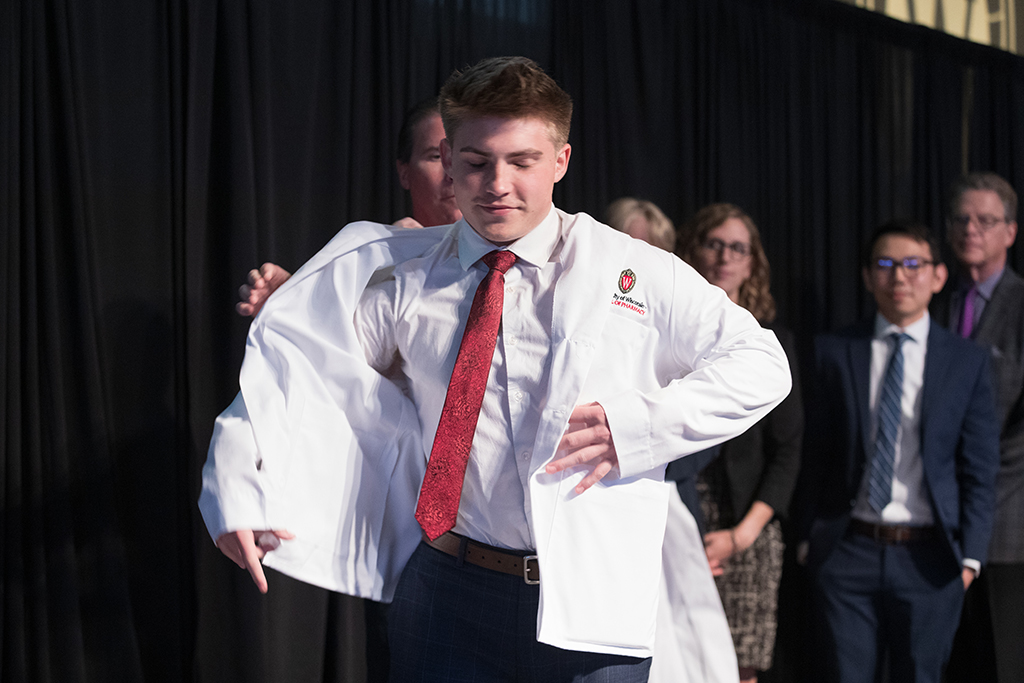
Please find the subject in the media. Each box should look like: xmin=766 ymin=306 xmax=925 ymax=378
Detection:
xmin=800 ymin=319 xmax=1000 ymax=571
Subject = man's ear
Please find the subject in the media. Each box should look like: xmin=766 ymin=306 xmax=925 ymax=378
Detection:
xmin=1005 ymin=220 xmax=1018 ymax=249
xmin=396 ymin=160 xmax=411 ymax=191
xmin=553 ymin=143 xmax=571 ymax=183
xmin=931 ymin=261 xmax=949 ymax=294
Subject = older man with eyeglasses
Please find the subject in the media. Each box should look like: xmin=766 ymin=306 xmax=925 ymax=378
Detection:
xmin=938 ymin=172 xmax=1024 ymax=683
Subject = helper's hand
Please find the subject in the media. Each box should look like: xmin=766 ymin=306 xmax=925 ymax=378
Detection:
xmin=547 ymin=402 xmax=618 ymax=494
xmin=392 ymin=216 xmax=424 ymax=229
xmin=236 ymin=263 xmax=292 ymax=317
xmin=215 ymin=529 xmax=295 ymax=593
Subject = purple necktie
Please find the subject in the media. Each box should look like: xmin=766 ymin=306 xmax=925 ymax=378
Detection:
xmin=415 ymin=250 xmax=517 ymax=541
xmin=960 ymin=285 xmax=977 ymax=338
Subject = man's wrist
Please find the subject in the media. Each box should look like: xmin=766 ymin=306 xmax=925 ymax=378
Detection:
xmin=962 ymin=558 xmax=981 ymax=577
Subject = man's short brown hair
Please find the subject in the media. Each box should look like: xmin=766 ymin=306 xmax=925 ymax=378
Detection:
xmin=439 ymin=56 xmax=573 ymax=147
xmin=948 ymin=172 xmax=1018 ymax=222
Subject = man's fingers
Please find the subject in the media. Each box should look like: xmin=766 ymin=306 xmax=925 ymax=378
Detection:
xmin=392 ymin=216 xmax=424 ymax=229
xmin=557 ymin=424 xmax=610 ymax=453
xmin=574 ymin=459 xmax=614 ymax=493
xmin=261 ymin=263 xmax=292 ymax=286
xmin=243 ymin=551 xmax=269 ymax=594
xmin=566 ymin=402 xmax=605 ymax=424
xmin=548 ymin=401 xmax=617 ymax=492
xmin=215 ymin=529 xmax=293 ymax=593
xmin=547 ymin=443 xmax=607 ymax=472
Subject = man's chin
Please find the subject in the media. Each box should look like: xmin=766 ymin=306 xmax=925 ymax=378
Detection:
xmin=468 ymin=219 xmax=529 ymax=245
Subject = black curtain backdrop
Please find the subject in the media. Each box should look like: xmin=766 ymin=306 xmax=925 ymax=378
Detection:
xmin=3 ymin=0 xmax=1023 ymax=681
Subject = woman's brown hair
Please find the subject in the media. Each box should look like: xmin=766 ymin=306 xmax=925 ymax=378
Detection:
xmin=678 ymin=203 xmax=776 ymax=323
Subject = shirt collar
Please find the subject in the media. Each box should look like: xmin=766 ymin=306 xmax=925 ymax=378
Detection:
xmin=962 ymin=266 xmax=1005 ymax=302
xmin=874 ymin=310 xmax=930 ymax=346
xmin=456 ymin=204 xmax=561 ymax=271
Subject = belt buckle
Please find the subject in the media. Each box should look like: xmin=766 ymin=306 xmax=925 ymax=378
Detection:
xmin=523 ymin=555 xmax=540 ymax=585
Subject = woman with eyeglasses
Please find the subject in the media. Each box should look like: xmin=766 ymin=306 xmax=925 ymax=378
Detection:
xmin=675 ymin=203 xmax=804 ymax=683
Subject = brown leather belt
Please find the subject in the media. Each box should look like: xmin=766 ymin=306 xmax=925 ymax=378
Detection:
xmin=423 ymin=532 xmax=540 ymax=584
xmin=849 ymin=519 xmax=936 ymax=544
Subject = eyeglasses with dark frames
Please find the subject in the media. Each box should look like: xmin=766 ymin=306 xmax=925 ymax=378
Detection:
xmin=701 ymin=238 xmax=751 ymax=259
xmin=948 ymin=215 xmax=1007 ymax=232
xmin=872 ymin=257 xmax=935 ymax=274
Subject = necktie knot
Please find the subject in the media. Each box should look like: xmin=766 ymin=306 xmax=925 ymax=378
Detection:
xmin=482 ymin=250 xmax=517 ymax=274
xmin=890 ymin=332 xmax=911 ymax=349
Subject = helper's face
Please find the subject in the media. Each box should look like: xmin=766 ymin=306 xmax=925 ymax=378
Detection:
xmin=441 ymin=116 xmax=571 ymax=245
xmin=396 ymin=114 xmax=462 ymax=227
xmin=694 ymin=218 xmax=753 ymax=302
xmin=863 ymin=234 xmax=947 ymax=328
xmin=948 ymin=189 xmax=1016 ymax=273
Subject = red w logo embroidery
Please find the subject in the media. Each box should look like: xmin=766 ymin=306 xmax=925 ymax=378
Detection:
xmin=619 ymin=269 xmax=636 ymax=293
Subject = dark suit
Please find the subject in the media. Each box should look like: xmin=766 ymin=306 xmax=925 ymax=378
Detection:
xmin=801 ymin=318 xmax=999 ymax=683
xmin=935 ymin=268 xmax=1024 ymax=683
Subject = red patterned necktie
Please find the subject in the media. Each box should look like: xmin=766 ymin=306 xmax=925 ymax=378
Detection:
xmin=415 ymin=249 xmax=518 ymax=540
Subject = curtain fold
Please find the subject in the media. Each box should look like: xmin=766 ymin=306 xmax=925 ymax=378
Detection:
xmin=3 ymin=0 xmax=1023 ymax=681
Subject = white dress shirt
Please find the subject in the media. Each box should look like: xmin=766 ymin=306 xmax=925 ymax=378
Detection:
xmin=853 ymin=312 xmax=933 ymax=526
xmin=355 ymin=207 xmax=562 ymax=550
xmin=853 ymin=312 xmax=979 ymax=573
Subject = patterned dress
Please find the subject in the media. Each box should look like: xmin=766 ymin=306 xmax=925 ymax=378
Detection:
xmin=697 ymin=457 xmax=785 ymax=672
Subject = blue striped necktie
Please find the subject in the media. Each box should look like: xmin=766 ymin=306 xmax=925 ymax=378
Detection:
xmin=868 ymin=332 xmax=911 ymax=513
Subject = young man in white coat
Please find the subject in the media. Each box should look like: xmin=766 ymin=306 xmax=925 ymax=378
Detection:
xmin=200 ymin=56 xmax=791 ymax=682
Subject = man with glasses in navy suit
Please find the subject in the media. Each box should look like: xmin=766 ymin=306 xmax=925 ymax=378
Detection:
xmin=799 ymin=220 xmax=999 ymax=683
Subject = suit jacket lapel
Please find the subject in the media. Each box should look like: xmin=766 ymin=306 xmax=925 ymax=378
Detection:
xmin=921 ymin=322 xmax=952 ymax=454
xmin=974 ymin=268 xmax=1023 ymax=343
xmin=848 ymin=328 xmax=873 ymax=461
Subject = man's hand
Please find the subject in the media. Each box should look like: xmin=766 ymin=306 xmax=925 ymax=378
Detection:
xmin=546 ymin=402 xmax=618 ymax=494
xmin=961 ymin=567 xmax=976 ymax=591
xmin=215 ymin=529 xmax=295 ymax=593
xmin=796 ymin=540 xmax=810 ymax=566
xmin=236 ymin=263 xmax=292 ymax=317
xmin=392 ymin=216 xmax=424 ymax=229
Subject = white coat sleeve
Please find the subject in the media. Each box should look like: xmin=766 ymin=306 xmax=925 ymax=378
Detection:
xmin=601 ymin=257 xmax=792 ymax=479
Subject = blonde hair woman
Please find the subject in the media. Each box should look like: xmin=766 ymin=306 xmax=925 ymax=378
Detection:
xmin=605 ymin=197 xmax=677 ymax=252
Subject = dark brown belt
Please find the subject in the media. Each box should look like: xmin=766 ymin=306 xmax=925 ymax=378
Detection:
xmin=849 ymin=519 xmax=936 ymax=544
xmin=423 ymin=532 xmax=540 ymax=585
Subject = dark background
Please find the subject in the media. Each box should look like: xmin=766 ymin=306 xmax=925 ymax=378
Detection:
xmin=3 ymin=0 xmax=1023 ymax=681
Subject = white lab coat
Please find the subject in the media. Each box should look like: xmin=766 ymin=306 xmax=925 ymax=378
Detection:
xmin=200 ymin=209 xmax=790 ymax=662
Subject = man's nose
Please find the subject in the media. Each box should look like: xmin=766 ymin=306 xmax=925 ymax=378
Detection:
xmin=485 ymin=162 xmax=510 ymax=195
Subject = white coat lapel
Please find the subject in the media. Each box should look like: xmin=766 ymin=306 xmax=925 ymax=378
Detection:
xmin=536 ymin=211 xmax=633 ymax=461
